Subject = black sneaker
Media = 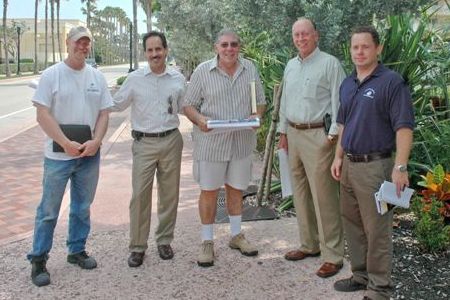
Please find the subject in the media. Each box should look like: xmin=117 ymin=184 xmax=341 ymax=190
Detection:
xmin=31 ymin=256 xmax=50 ymax=287
xmin=334 ymin=277 xmax=367 ymax=292
xmin=67 ymin=251 xmax=97 ymax=269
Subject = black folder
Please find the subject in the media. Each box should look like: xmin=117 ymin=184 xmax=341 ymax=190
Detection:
xmin=53 ymin=124 xmax=92 ymax=152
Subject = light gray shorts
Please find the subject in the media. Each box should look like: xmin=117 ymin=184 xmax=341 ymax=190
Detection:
xmin=193 ymin=156 xmax=252 ymax=191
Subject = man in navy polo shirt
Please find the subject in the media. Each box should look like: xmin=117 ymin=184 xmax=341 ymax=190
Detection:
xmin=331 ymin=26 xmax=414 ymax=300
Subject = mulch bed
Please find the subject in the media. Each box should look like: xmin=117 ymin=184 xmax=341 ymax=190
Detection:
xmin=249 ymin=192 xmax=450 ymax=299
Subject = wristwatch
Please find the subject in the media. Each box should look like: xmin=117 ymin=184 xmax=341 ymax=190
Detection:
xmin=395 ymin=164 xmax=407 ymax=172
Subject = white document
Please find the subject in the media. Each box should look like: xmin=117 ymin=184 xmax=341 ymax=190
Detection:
xmin=374 ymin=181 xmax=415 ymax=215
xmin=277 ymin=148 xmax=292 ymax=198
xmin=206 ymin=117 xmax=260 ymax=129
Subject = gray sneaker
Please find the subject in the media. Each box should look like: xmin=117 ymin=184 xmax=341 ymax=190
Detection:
xmin=197 ymin=240 xmax=214 ymax=267
xmin=229 ymin=233 xmax=258 ymax=256
xmin=31 ymin=256 xmax=50 ymax=287
xmin=67 ymin=251 xmax=97 ymax=269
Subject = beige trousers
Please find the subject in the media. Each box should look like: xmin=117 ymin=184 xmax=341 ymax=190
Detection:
xmin=340 ymin=155 xmax=394 ymax=300
xmin=287 ymin=126 xmax=344 ymax=264
xmin=129 ymin=130 xmax=183 ymax=252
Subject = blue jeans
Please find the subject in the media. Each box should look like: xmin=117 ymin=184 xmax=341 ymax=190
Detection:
xmin=27 ymin=151 xmax=100 ymax=261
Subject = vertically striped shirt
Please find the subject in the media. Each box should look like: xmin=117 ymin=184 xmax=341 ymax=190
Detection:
xmin=112 ymin=65 xmax=186 ymax=133
xmin=184 ymin=56 xmax=266 ymax=161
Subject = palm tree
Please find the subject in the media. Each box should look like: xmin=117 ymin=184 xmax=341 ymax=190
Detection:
xmin=132 ymin=0 xmax=138 ymax=70
xmin=50 ymin=0 xmax=55 ymax=64
xmin=44 ymin=0 xmax=48 ymax=67
xmin=2 ymin=0 xmax=11 ymax=77
xmin=81 ymin=0 xmax=97 ymax=28
xmin=33 ymin=0 xmax=39 ymax=74
xmin=56 ymin=0 xmax=62 ymax=61
xmin=139 ymin=0 xmax=152 ymax=32
xmin=81 ymin=0 xmax=97 ymax=58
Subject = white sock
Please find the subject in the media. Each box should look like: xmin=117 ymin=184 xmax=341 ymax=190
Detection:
xmin=201 ymin=224 xmax=214 ymax=241
xmin=229 ymin=215 xmax=242 ymax=237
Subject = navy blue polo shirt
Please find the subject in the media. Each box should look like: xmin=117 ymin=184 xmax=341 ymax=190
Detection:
xmin=337 ymin=64 xmax=414 ymax=154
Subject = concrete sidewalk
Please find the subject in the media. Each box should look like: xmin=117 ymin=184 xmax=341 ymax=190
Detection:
xmin=0 ymin=116 xmax=364 ymax=299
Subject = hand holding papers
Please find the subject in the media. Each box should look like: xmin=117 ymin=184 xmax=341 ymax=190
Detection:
xmin=206 ymin=117 xmax=260 ymax=129
xmin=374 ymin=181 xmax=414 ymax=215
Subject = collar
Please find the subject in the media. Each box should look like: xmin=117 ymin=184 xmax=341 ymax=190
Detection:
xmin=143 ymin=64 xmax=176 ymax=77
xmin=209 ymin=55 xmax=244 ymax=72
xmin=296 ymin=47 xmax=320 ymax=63
xmin=351 ymin=62 xmax=386 ymax=83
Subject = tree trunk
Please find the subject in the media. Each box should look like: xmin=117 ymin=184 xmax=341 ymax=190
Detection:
xmin=133 ymin=0 xmax=139 ymax=70
xmin=257 ymin=83 xmax=283 ymax=206
xmin=2 ymin=0 xmax=11 ymax=77
xmin=44 ymin=0 xmax=48 ymax=68
xmin=56 ymin=0 xmax=62 ymax=61
xmin=33 ymin=0 xmax=38 ymax=74
xmin=50 ymin=0 xmax=55 ymax=64
xmin=146 ymin=0 xmax=152 ymax=32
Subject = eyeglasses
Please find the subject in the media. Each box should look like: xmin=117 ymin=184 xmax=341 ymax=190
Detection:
xmin=219 ymin=41 xmax=239 ymax=48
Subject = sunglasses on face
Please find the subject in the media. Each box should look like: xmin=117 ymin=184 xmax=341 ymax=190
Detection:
xmin=219 ymin=41 xmax=239 ymax=48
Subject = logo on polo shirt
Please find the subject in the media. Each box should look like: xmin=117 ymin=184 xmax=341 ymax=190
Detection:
xmin=87 ymin=82 xmax=100 ymax=93
xmin=363 ymin=88 xmax=375 ymax=99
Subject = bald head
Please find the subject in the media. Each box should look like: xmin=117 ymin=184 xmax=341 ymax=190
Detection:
xmin=292 ymin=18 xmax=319 ymax=59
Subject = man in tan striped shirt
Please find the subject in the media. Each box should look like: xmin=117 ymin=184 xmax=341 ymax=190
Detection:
xmin=184 ymin=29 xmax=266 ymax=267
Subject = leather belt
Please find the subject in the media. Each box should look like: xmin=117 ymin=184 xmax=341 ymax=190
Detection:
xmin=288 ymin=120 xmax=324 ymax=130
xmin=346 ymin=152 xmax=391 ymax=163
xmin=132 ymin=128 xmax=177 ymax=140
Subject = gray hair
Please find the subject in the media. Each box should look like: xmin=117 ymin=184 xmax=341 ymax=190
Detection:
xmin=215 ymin=29 xmax=241 ymax=44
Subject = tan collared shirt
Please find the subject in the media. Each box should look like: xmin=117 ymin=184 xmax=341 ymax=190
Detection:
xmin=184 ymin=56 xmax=266 ymax=161
xmin=278 ymin=48 xmax=345 ymax=135
xmin=112 ymin=65 xmax=186 ymax=133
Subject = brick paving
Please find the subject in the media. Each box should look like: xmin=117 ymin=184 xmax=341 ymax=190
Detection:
xmin=0 ymin=111 xmax=128 ymax=244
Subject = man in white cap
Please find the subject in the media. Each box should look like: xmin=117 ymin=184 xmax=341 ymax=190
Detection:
xmin=27 ymin=25 xmax=113 ymax=287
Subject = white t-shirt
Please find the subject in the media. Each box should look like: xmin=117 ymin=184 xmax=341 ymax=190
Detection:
xmin=32 ymin=62 xmax=113 ymax=160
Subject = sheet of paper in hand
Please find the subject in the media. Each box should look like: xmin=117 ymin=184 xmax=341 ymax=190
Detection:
xmin=374 ymin=180 xmax=414 ymax=215
xmin=53 ymin=124 xmax=92 ymax=152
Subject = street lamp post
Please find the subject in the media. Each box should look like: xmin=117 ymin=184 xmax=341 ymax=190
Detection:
xmin=129 ymin=22 xmax=133 ymax=73
xmin=16 ymin=26 xmax=21 ymax=76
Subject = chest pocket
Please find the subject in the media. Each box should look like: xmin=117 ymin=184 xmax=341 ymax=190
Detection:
xmin=302 ymin=78 xmax=319 ymax=99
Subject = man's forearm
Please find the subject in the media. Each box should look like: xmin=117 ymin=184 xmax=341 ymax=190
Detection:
xmin=93 ymin=110 xmax=110 ymax=143
xmin=394 ymin=127 xmax=413 ymax=166
xmin=183 ymin=105 xmax=201 ymax=125
xmin=334 ymin=125 xmax=345 ymax=159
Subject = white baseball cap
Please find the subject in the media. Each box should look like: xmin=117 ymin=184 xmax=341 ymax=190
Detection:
xmin=68 ymin=26 xmax=92 ymax=41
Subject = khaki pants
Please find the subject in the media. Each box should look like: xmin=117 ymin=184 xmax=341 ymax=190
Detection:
xmin=340 ymin=155 xmax=394 ymax=300
xmin=129 ymin=130 xmax=183 ymax=252
xmin=287 ymin=126 xmax=344 ymax=264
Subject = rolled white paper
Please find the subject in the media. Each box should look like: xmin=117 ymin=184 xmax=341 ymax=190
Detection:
xmin=250 ymin=81 xmax=257 ymax=114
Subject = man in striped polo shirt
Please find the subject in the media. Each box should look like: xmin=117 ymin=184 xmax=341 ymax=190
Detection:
xmin=184 ymin=29 xmax=266 ymax=267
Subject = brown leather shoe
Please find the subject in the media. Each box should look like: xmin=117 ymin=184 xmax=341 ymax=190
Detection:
xmin=284 ymin=250 xmax=320 ymax=261
xmin=316 ymin=262 xmax=343 ymax=278
xmin=157 ymin=244 xmax=174 ymax=260
xmin=128 ymin=252 xmax=144 ymax=267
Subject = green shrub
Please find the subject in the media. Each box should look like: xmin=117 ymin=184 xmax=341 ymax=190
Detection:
xmin=411 ymin=196 xmax=450 ymax=252
xmin=116 ymin=75 xmax=127 ymax=86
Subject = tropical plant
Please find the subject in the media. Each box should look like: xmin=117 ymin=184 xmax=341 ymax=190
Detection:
xmin=411 ymin=164 xmax=450 ymax=252
xmin=417 ymin=164 xmax=450 ymax=218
